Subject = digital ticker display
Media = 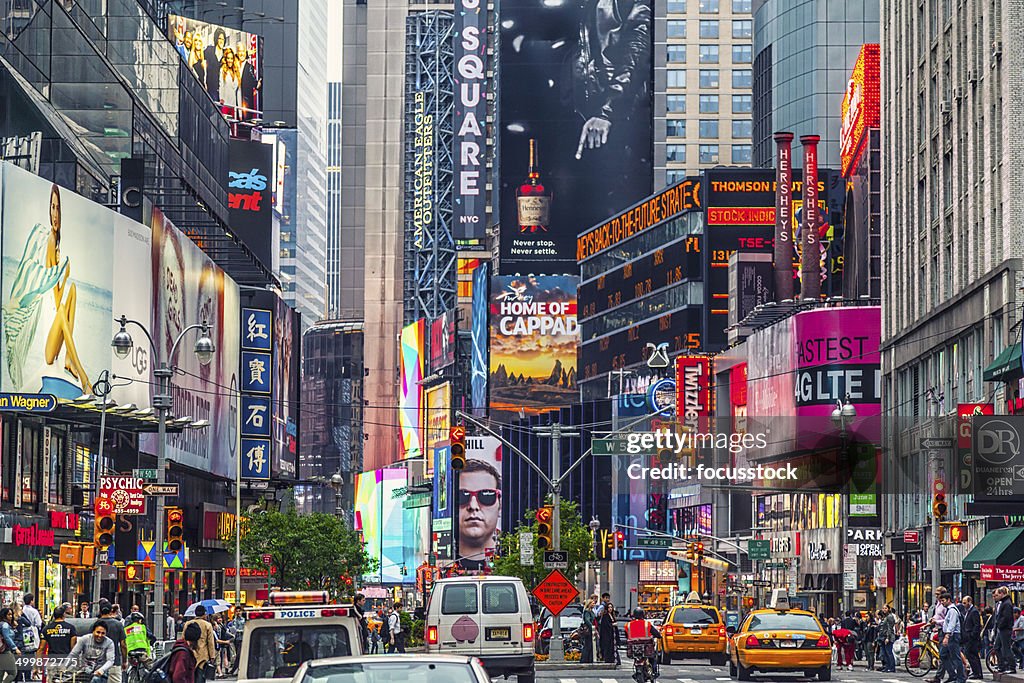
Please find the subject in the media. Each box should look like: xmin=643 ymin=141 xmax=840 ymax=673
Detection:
xmin=578 ymin=236 xmax=703 ymax=319
xmin=702 ymin=168 xmax=844 ymax=350
xmin=581 ymin=306 xmax=702 ymax=381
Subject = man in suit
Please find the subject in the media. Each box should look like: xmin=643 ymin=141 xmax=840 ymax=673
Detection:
xmin=958 ymin=596 xmax=983 ymax=680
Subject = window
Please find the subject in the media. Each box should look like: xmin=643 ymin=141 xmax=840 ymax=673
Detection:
xmin=699 ymin=45 xmax=719 ymax=63
xmin=668 ymin=0 xmax=686 ymax=11
xmin=667 ymin=45 xmax=687 ymax=63
xmin=732 ymin=19 xmax=752 ymax=38
xmin=699 ymin=144 xmax=719 ymax=163
xmin=666 ymin=119 xmax=686 ymax=136
xmin=666 ymin=170 xmax=688 ymax=185
xmin=746 ymin=613 xmax=823 ymax=632
xmin=699 ymin=69 xmax=719 ymax=87
xmin=246 ymin=626 xmax=351 ymax=680
xmin=699 ymin=120 xmax=719 ymax=138
xmin=732 ymin=69 xmax=752 ymax=88
xmin=732 ymin=0 xmax=752 ymax=11
xmin=667 ymin=20 xmax=687 ymax=38
xmin=699 ymin=94 xmax=719 ymax=113
xmin=667 ymin=69 xmax=686 ymax=88
xmin=732 ymin=144 xmax=752 ymax=163
xmin=671 ymin=607 xmax=720 ymax=624
xmin=732 ymin=94 xmax=753 ymax=113
xmin=666 ymin=145 xmax=687 ymax=162
xmin=733 ymin=44 xmax=753 ymax=63
xmin=699 ymin=0 xmax=719 ymax=11
xmin=483 ymin=584 xmax=520 ymax=614
xmin=442 ymin=585 xmax=479 ymax=614
xmin=732 ymin=119 xmax=752 ymax=138
xmin=666 ymin=95 xmax=687 ymax=112
xmin=699 ymin=20 xmax=719 ymax=38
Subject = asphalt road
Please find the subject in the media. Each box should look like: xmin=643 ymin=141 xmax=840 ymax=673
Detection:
xmin=536 ymin=661 xmax=922 ymax=682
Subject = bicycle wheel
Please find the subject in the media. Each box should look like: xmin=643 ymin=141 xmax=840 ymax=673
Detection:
xmin=987 ymin=649 xmax=1001 ymax=674
xmin=905 ymin=645 xmax=936 ymax=677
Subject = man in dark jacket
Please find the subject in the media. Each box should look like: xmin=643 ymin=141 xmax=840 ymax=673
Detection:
xmin=169 ymin=622 xmax=201 ymax=683
xmin=958 ymin=596 xmax=982 ymax=680
xmin=996 ymin=587 xmax=1016 ymax=673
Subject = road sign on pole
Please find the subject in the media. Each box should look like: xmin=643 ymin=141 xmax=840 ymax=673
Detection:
xmin=520 ymin=531 xmax=535 ymax=566
xmin=532 ymin=569 xmax=578 ymax=616
xmin=637 ymin=536 xmax=671 ymax=549
xmin=543 ymin=550 xmax=568 ymax=569
xmin=134 ymin=468 xmax=159 ymax=480
xmin=592 ymin=436 xmax=631 ymax=456
xmin=748 ymin=539 xmax=770 ymax=560
xmin=143 ymin=483 xmax=179 ymax=496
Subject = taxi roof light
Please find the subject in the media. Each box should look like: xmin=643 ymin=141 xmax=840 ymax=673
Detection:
xmin=767 ymin=588 xmax=790 ymax=611
xmin=684 ymin=590 xmax=702 ymax=604
xmin=269 ymin=591 xmax=330 ymax=606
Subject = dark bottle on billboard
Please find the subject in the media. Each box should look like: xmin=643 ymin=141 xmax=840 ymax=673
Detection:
xmin=516 ymin=138 xmax=552 ymax=232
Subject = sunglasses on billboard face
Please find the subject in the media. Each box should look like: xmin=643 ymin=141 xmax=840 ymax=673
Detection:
xmin=459 ymin=489 xmax=501 ymax=507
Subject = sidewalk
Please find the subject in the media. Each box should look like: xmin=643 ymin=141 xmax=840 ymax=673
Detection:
xmin=536 ymin=661 xmax=619 ymax=671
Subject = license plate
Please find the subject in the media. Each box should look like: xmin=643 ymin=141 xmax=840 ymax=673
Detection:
xmin=486 ymin=627 xmax=511 ymax=640
xmin=691 ymin=628 xmax=702 ymax=635
xmin=780 ymin=640 xmax=797 ymax=648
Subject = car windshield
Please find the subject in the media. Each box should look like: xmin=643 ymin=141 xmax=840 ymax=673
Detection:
xmin=246 ymin=626 xmax=352 ymax=679
xmin=746 ymin=613 xmax=822 ymax=632
xmin=671 ymin=607 xmax=719 ymax=625
xmin=301 ymin=662 xmax=479 ymax=683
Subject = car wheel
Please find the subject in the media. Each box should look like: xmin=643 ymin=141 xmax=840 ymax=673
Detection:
xmin=518 ymin=670 xmax=536 ymax=683
xmin=738 ymin=664 xmax=753 ymax=681
xmin=818 ymin=666 xmax=832 ymax=681
xmin=803 ymin=670 xmax=817 ymax=679
xmin=660 ymin=649 xmax=672 ymax=666
xmin=712 ymin=653 xmax=728 ymax=666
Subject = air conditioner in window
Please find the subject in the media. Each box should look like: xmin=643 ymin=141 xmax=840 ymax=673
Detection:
xmin=953 ymin=87 xmax=963 ymax=100
xmin=968 ymin=69 xmax=978 ymax=83
xmin=992 ymin=41 xmax=1002 ymax=58
xmin=939 ymin=101 xmax=952 ymax=114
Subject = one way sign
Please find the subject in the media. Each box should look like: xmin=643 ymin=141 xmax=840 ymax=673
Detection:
xmin=143 ymin=483 xmax=179 ymax=496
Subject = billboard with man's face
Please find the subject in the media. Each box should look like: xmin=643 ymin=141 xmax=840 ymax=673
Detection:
xmin=457 ymin=436 xmax=503 ymax=571
xmin=168 ymin=14 xmax=263 ymax=121
xmin=498 ymin=0 xmax=653 ymax=271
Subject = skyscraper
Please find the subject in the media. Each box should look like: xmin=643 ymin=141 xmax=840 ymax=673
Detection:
xmin=751 ymin=0 xmax=880 ymax=168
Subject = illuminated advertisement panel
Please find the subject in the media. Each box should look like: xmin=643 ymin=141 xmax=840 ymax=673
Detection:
xmin=458 ymin=436 xmax=503 ymax=571
xmin=498 ymin=0 xmax=653 ymax=271
xmin=428 ymin=310 xmax=456 ymax=373
xmin=424 ymin=383 xmax=451 ymax=477
xmin=353 ymin=467 xmax=409 ymax=584
xmin=840 ymin=44 xmax=881 ymax=178
xmin=168 ymin=14 xmax=264 ymax=121
xmin=488 ymin=275 xmax=578 ymax=421
xmin=675 ymin=356 xmax=712 ymax=432
xmin=400 ymin=320 xmax=425 ymax=457
xmin=453 ymin=0 xmax=488 ymax=239
xmin=471 ymin=263 xmax=489 ymax=414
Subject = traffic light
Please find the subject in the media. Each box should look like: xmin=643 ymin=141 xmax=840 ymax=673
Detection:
xmin=536 ymin=506 xmax=553 ymax=549
xmin=614 ymin=530 xmax=625 ymax=548
xmin=696 ymin=541 xmax=705 ymax=555
xmin=450 ymin=425 xmax=466 ymax=470
xmin=932 ymin=492 xmax=947 ymax=520
xmin=166 ymin=507 xmax=185 ymax=553
xmin=94 ymin=496 xmax=116 ymax=548
xmin=685 ymin=542 xmax=696 ymax=561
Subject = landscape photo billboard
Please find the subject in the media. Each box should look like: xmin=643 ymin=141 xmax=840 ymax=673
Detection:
xmin=458 ymin=435 xmax=503 ymax=571
xmin=489 ymin=275 xmax=578 ymax=421
xmin=168 ymin=14 xmax=263 ymax=121
xmin=498 ymin=0 xmax=653 ymax=272
xmin=0 ymin=163 xmax=149 ymax=409
xmin=144 ymin=207 xmax=240 ymax=479
xmin=400 ymin=319 xmax=425 ymax=457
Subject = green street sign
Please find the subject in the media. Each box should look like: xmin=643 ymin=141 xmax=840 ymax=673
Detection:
xmin=134 ymin=468 xmax=159 ymax=480
xmin=637 ymin=536 xmax=671 ymax=549
xmin=402 ymin=492 xmax=431 ymax=509
xmin=748 ymin=539 xmax=771 ymax=560
xmin=592 ymin=437 xmax=631 ymax=456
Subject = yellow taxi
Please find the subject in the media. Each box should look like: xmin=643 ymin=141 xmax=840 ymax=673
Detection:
xmin=728 ymin=591 xmax=832 ymax=682
xmin=658 ymin=592 xmax=728 ymax=666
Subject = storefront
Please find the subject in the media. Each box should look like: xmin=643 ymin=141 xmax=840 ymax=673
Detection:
xmin=0 ymin=512 xmax=60 ymax=607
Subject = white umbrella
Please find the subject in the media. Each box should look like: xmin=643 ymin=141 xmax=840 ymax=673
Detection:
xmin=184 ymin=598 xmax=231 ymax=617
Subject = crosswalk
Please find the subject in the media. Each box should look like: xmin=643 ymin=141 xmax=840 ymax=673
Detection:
xmin=549 ymin=678 xmax=883 ymax=683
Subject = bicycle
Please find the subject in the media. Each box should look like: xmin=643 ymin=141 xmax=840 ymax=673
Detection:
xmin=125 ymin=650 xmax=152 ymax=683
xmin=905 ymin=625 xmax=974 ymax=677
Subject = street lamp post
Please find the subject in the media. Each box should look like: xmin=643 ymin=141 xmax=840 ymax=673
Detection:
xmin=832 ymin=395 xmax=857 ymax=612
xmin=330 ymin=473 xmax=344 ymax=517
xmin=112 ymin=314 xmax=216 ymax=641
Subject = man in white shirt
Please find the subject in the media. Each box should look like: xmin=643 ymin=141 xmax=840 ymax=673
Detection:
xmin=929 ymin=593 xmax=965 ymax=683
xmin=387 ymin=602 xmax=405 ymax=654
xmin=22 ymin=594 xmax=42 ymax=629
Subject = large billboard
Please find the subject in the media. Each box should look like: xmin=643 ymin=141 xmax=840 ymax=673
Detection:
xmin=399 ymin=320 xmax=425 ymax=457
xmin=470 ymin=263 xmax=489 ymax=414
xmin=271 ymin=296 xmax=300 ymax=479
xmin=452 ymin=0 xmax=487 ymax=240
xmin=168 ymin=14 xmax=263 ymax=121
xmin=488 ymin=275 xmax=578 ymax=421
xmin=424 ymin=382 xmax=451 ymax=476
xmin=354 ymin=467 xmax=409 ymax=583
xmin=428 ymin=310 xmax=456 ymax=373
xmin=0 ymin=163 xmax=149 ymax=409
xmin=458 ymin=435 xmax=503 ymax=571
xmin=227 ymin=139 xmax=274 ymax=268
xmin=498 ymin=0 xmax=653 ymax=272
xmin=144 ymin=207 xmax=240 ymax=479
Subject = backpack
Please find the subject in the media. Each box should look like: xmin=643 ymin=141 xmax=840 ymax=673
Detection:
xmin=21 ymin=624 xmax=40 ymax=651
xmin=379 ymin=623 xmax=391 ymax=646
xmin=144 ymin=644 xmax=192 ymax=683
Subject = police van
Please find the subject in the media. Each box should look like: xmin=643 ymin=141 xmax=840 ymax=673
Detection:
xmin=237 ymin=591 xmax=363 ymax=683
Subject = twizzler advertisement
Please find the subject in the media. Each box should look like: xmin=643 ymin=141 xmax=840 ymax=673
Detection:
xmin=488 ymin=275 xmax=578 ymax=421
xmin=498 ymin=0 xmax=653 ymax=271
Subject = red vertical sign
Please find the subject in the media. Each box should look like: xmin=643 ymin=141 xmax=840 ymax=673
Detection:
xmin=773 ymin=132 xmax=795 ymax=300
xmin=676 ymin=356 xmax=712 ymax=432
xmin=799 ymin=135 xmax=821 ymax=301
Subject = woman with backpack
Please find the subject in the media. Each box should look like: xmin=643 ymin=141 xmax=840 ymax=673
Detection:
xmin=0 ymin=608 xmax=22 ymax=683
xmin=13 ymin=604 xmax=38 ymax=682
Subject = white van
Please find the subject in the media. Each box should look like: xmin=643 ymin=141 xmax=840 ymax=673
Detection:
xmin=425 ymin=575 xmax=536 ymax=683
xmin=237 ymin=591 xmax=363 ymax=683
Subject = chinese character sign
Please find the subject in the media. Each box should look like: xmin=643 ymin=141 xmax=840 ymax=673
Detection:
xmin=240 ymin=307 xmax=273 ymax=479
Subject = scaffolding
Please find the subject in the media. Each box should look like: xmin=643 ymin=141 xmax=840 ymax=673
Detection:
xmin=403 ymin=10 xmax=456 ymax=325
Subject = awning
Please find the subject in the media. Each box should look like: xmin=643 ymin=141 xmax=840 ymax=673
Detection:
xmin=962 ymin=527 xmax=1024 ymax=571
xmin=983 ymin=344 xmax=1021 ymax=382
